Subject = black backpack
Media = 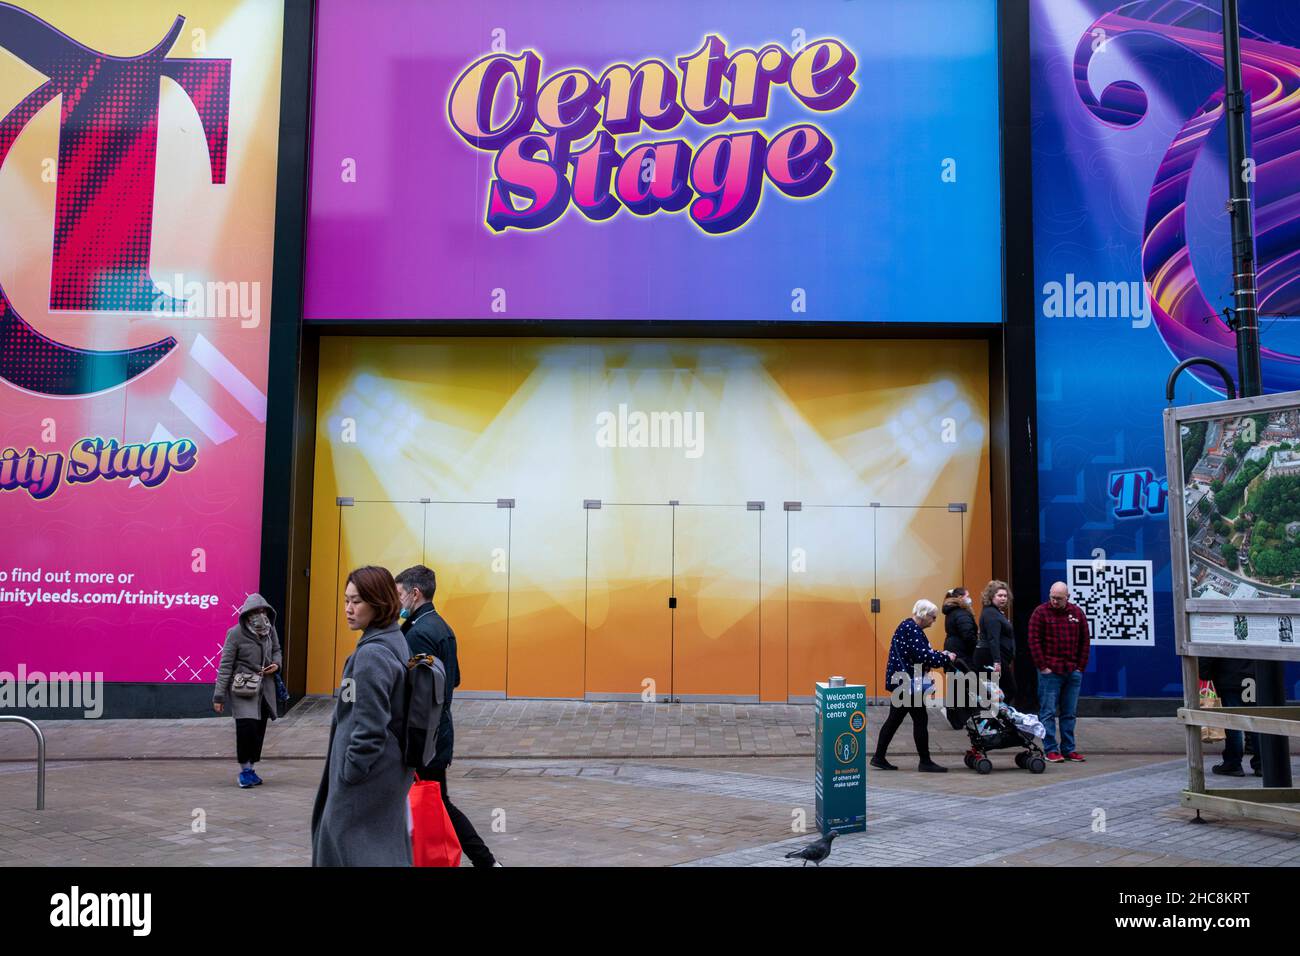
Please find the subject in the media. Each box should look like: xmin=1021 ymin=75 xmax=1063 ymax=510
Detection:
xmin=401 ymin=653 xmax=447 ymax=769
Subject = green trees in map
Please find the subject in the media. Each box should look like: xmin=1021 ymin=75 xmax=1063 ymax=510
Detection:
xmin=1221 ymin=542 xmax=1239 ymax=569
xmin=1245 ymin=475 xmax=1300 ymax=580
xmin=1183 ymin=420 xmax=1208 ymax=477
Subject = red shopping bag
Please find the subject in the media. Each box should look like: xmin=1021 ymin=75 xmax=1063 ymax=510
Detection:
xmin=409 ymin=778 xmax=462 ymax=867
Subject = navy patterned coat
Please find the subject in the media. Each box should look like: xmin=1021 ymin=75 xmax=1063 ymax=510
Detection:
xmin=885 ymin=617 xmax=949 ymax=690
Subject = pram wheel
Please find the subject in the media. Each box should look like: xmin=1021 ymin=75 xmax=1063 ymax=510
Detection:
xmin=963 ymin=752 xmax=976 ymax=770
xmin=1027 ymin=756 xmax=1046 ymax=774
xmin=1014 ymin=752 xmax=1028 ymax=769
xmin=975 ymin=757 xmax=993 ymax=775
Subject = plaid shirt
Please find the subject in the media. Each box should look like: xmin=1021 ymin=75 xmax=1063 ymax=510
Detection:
xmin=1027 ymin=602 xmax=1091 ymax=673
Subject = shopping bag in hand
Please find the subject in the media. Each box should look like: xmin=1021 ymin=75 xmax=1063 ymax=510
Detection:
xmin=409 ymin=778 xmax=462 ymax=867
xmin=1199 ymin=680 xmax=1225 ymax=744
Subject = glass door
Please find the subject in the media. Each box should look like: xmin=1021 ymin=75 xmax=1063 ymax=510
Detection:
xmin=874 ymin=505 xmax=965 ymax=701
xmin=332 ymin=498 xmax=511 ymax=695
xmin=332 ymin=500 xmax=422 ymax=689
xmin=423 ymin=500 xmax=511 ymax=695
xmin=671 ymin=503 xmax=761 ymax=700
xmin=784 ymin=505 xmax=876 ymax=700
xmin=583 ymin=502 xmax=673 ymax=699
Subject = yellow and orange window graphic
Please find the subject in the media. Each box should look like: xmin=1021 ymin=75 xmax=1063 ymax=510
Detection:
xmin=306 ymin=338 xmax=992 ymax=701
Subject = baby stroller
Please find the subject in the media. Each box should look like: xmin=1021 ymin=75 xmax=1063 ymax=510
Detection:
xmin=941 ymin=659 xmax=1047 ymax=775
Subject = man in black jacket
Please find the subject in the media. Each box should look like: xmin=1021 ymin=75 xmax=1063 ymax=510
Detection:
xmin=396 ymin=565 xmax=499 ymax=866
xmin=1199 ymin=656 xmax=1260 ymax=777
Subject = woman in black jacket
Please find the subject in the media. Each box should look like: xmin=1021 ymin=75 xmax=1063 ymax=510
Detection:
xmin=976 ymin=580 xmax=1017 ymax=708
xmin=942 ymin=588 xmax=978 ymax=666
xmin=942 ymin=588 xmax=980 ymax=719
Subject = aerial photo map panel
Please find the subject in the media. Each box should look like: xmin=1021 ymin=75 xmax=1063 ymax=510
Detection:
xmin=1182 ymin=405 xmax=1300 ymax=600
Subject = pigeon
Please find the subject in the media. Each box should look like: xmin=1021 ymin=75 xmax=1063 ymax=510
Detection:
xmin=785 ymin=831 xmax=837 ymax=866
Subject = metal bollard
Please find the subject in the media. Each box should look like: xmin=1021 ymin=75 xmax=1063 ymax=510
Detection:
xmin=0 ymin=715 xmax=46 ymax=809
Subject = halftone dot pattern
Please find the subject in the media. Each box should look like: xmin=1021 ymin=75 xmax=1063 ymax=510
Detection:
xmin=0 ymin=287 xmax=176 ymax=395
xmin=48 ymin=52 xmax=231 ymax=313
xmin=0 ymin=5 xmax=229 ymax=394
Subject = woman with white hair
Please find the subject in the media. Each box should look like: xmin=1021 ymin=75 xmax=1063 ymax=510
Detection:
xmin=870 ymin=599 xmax=956 ymax=773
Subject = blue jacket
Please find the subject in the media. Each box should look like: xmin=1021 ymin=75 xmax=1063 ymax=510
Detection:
xmin=885 ymin=617 xmax=949 ymax=689
xmin=401 ymin=602 xmax=458 ymax=769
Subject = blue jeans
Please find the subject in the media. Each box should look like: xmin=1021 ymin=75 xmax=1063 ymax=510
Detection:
xmin=1037 ymin=670 xmax=1082 ymax=755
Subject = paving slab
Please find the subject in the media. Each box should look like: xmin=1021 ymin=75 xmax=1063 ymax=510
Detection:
xmin=0 ymin=750 xmax=1296 ymax=867
xmin=0 ymin=697 xmax=1189 ymax=762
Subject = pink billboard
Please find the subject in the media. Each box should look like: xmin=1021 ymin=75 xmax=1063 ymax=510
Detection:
xmin=0 ymin=0 xmax=285 ymax=686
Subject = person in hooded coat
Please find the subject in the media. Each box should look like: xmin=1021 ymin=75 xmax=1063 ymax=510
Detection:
xmin=311 ymin=565 xmax=413 ymax=867
xmin=941 ymin=587 xmax=981 ymax=726
xmin=213 ymin=593 xmax=282 ymax=788
xmin=941 ymin=588 xmax=978 ymax=666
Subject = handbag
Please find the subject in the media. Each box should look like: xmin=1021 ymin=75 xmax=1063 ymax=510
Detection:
xmin=1199 ymin=680 xmax=1225 ymax=744
xmin=231 ymin=638 xmax=266 ymax=699
xmin=409 ymin=777 xmax=462 ymax=867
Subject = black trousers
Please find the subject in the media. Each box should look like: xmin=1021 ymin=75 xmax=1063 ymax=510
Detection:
xmin=1216 ymin=684 xmax=1260 ymax=770
xmin=235 ymin=716 xmax=268 ymax=764
xmin=415 ymin=765 xmax=497 ymax=867
xmin=875 ymin=699 xmax=932 ymax=763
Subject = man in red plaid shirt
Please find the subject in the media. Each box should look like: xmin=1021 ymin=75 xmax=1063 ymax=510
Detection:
xmin=1028 ymin=581 xmax=1091 ymax=763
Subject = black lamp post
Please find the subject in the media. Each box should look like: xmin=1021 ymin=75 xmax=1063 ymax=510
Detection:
xmin=1219 ymin=0 xmax=1290 ymax=788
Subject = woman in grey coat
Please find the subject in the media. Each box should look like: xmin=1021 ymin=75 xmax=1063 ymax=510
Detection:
xmin=311 ymin=565 xmax=413 ymax=867
xmin=213 ymin=593 xmax=282 ymax=788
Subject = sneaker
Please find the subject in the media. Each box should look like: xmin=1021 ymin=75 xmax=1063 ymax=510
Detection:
xmin=1044 ymin=751 xmax=1065 ymax=763
xmin=917 ymin=761 xmax=948 ymax=773
xmin=248 ymin=770 xmax=263 ymax=786
xmin=238 ymin=769 xmax=256 ymax=788
xmin=1211 ymin=763 xmax=1245 ymax=777
xmin=1065 ymin=752 xmax=1086 ymax=763
xmin=869 ymin=756 xmax=898 ymax=771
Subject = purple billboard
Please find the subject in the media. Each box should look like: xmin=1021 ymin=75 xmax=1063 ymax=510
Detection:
xmin=303 ymin=0 xmax=1002 ymax=322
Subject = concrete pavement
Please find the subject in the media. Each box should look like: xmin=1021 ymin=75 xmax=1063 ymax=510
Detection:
xmin=0 ymin=699 xmax=1295 ymax=867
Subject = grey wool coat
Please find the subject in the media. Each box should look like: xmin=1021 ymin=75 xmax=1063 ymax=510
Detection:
xmin=212 ymin=593 xmax=282 ymax=721
xmin=310 ymin=621 xmax=413 ymax=867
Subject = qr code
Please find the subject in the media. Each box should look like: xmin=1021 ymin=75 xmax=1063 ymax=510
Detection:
xmin=1066 ymin=559 xmax=1154 ymax=646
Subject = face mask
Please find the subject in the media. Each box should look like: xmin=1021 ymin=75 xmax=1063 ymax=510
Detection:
xmin=399 ymin=591 xmax=418 ymax=620
xmin=247 ymin=611 xmax=270 ymax=635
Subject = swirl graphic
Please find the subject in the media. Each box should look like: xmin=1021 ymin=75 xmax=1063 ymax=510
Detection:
xmin=1074 ymin=1 xmax=1300 ymax=393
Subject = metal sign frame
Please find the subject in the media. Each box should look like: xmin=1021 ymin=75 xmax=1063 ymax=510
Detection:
xmin=1163 ymin=389 xmax=1300 ymax=825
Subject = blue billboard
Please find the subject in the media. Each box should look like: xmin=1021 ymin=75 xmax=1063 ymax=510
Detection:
xmin=1031 ymin=0 xmax=1300 ymax=697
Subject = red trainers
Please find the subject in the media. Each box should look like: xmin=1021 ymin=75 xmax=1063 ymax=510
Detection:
xmin=1044 ymin=751 xmax=1065 ymax=763
xmin=1066 ymin=752 xmax=1086 ymax=762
